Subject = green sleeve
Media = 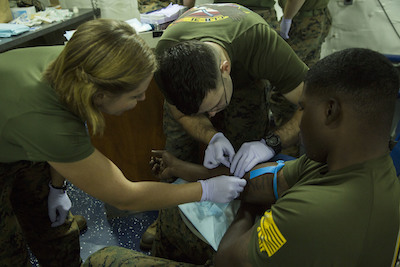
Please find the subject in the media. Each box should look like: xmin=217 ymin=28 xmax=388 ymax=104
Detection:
xmin=231 ymin=23 xmax=308 ymax=94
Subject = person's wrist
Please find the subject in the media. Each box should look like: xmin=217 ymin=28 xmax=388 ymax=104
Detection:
xmin=264 ymin=132 xmax=282 ymax=155
xmin=49 ymin=180 xmax=67 ymax=191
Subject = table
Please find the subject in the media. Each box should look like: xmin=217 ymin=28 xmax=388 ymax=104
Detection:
xmin=0 ymin=8 xmax=95 ymax=53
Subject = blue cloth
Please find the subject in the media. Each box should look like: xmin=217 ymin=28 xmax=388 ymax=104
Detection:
xmin=0 ymin=23 xmax=29 ymax=38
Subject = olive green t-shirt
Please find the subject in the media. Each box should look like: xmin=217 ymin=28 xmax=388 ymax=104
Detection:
xmin=156 ymin=3 xmax=308 ymax=94
xmin=278 ymin=0 xmax=329 ymax=11
xmin=0 ymin=46 xmax=94 ymax=163
xmin=249 ymin=154 xmax=400 ymax=266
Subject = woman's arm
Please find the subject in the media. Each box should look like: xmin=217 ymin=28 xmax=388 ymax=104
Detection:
xmin=49 ymin=149 xmax=203 ymax=212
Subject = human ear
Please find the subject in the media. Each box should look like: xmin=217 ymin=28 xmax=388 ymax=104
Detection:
xmin=325 ymin=98 xmax=341 ymax=127
xmin=220 ymin=60 xmax=231 ymax=75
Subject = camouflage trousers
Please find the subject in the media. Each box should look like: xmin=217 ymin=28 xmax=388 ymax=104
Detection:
xmin=152 ymin=207 xmax=214 ymax=265
xmin=83 ymin=245 xmax=203 ymax=266
xmin=138 ymin=0 xmax=180 ymax=14
xmin=285 ymin=7 xmax=332 ymax=67
xmin=163 ymin=80 xmax=271 ymax=163
xmin=252 ymin=6 xmax=279 ymax=31
xmin=0 ymin=161 xmax=81 ymax=267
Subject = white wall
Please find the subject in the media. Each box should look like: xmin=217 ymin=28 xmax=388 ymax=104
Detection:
xmin=59 ymin=0 xmax=140 ymax=20
xmin=321 ymin=0 xmax=400 ymax=57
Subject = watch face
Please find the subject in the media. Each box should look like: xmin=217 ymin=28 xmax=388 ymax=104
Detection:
xmin=267 ymin=135 xmax=279 ymax=146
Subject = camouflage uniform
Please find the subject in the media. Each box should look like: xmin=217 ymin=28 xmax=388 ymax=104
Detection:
xmin=138 ymin=0 xmax=180 ymax=14
xmin=285 ymin=8 xmax=332 ymax=67
xmin=83 ymin=246 xmax=204 ymax=266
xmin=270 ymin=5 xmax=332 ymax=144
xmin=164 ymin=80 xmax=270 ymax=163
xmin=0 ymin=161 xmax=81 ymax=266
xmin=253 ymin=7 xmax=279 ymax=31
xmin=152 ymin=208 xmax=214 ymax=265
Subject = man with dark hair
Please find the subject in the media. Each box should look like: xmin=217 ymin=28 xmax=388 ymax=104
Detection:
xmin=157 ymin=3 xmax=307 ymax=174
xmin=84 ymin=48 xmax=400 ymax=266
xmin=142 ymin=2 xmax=308 ymax=254
xmin=216 ymin=47 xmax=400 ymax=266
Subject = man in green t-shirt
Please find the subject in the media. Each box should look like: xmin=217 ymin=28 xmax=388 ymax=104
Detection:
xmin=142 ymin=2 xmax=308 ymax=254
xmin=84 ymin=48 xmax=400 ymax=266
xmin=216 ymin=48 xmax=400 ymax=266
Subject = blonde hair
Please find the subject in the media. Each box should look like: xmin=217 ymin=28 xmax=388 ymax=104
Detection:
xmin=43 ymin=19 xmax=157 ymax=135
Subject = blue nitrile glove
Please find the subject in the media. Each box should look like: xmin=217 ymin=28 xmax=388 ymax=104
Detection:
xmin=48 ymin=182 xmax=72 ymax=227
xmin=203 ymin=132 xmax=235 ymax=169
xmin=280 ymin=17 xmax=292 ymax=39
xmin=230 ymin=139 xmax=275 ymax=178
xmin=198 ymin=175 xmax=247 ymax=203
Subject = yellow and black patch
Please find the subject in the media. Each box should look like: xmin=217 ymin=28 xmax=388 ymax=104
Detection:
xmin=257 ymin=210 xmax=286 ymax=257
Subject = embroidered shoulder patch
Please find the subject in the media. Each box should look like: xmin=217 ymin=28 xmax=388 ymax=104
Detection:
xmin=257 ymin=210 xmax=286 ymax=257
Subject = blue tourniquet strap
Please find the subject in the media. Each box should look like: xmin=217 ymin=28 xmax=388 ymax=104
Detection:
xmin=249 ymin=160 xmax=285 ymax=200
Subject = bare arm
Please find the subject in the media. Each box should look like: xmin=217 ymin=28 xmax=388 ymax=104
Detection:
xmin=168 ymin=102 xmax=217 ymax=144
xmin=151 ymin=151 xmax=290 ymax=205
xmin=49 ymin=165 xmax=66 ymax=187
xmin=48 ymin=149 xmax=203 ymax=212
xmin=215 ymin=167 xmax=290 ymax=266
xmin=274 ymin=82 xmax=304 ymax=148
xmin=283 ymin=0 xmax=306 ymax=19
xmin=215 ymin=202 xmax=264 ymax=267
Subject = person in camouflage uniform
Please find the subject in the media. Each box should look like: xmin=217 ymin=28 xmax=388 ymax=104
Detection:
xmin=146 ymin=3 xmax=308 ymax=264
xmin=83 ymin=246 xmax=207 ymax=267
xmin=269 ymin=0 xmax=331 ymax=154
xmin=0 ymin=161 xmax=81 ymax=266
xmin=214 ymin=0 xmax=279 ymax=30
xmin=278 ymin=0 xmax=331 ymax=68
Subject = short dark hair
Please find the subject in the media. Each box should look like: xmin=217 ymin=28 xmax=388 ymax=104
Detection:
xmin=156 ymin=40 xmax=219 ymax=115
xmin=304 ymin=48 xmax=399 ymax=128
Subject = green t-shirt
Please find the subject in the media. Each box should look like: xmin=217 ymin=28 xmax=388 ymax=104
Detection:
xmin=249 ymin=154 xmax=400 ymax=266
xmin=214 ymin=0 xmax=276 ymax=9
xmin=155 ymin=3 xmax=308 ymax=94
xmin=278 ymin=0 xmax=329 ymax=11
xmin=0 ymin=46 xmax=94 ymax=163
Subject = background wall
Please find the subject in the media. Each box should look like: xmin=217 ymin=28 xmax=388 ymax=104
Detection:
xmin=321 ymin=0 xmax=400 ymax=57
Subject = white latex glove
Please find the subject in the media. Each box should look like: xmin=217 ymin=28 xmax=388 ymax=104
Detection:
xmin=198 ymin=175 xmax=247 ymax=203
xmin=48 ymin=182 xmax=72 ymax=227
xmin=230 ymin=139 xmax=275 ymax=178
xmin=280 ymin=18 xmax=292 ymax=39
xmin=203 ymin=132 xmax=235 ymax=169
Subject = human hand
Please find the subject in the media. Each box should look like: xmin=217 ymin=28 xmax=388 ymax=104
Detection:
xmin=150 ymin=150 xmax=177 ymax=180
xmin=230 ymin=139 xmax=274 ymax=178
xmin=198 ymin=175 xmax=247 ymax=203
xmin=280 ymin=18 xmax=292 ymax=39
xmin=48 ymin=182 xmax=72 ymax=227
xmin=203 ymin=132 xmax=235 ymax=169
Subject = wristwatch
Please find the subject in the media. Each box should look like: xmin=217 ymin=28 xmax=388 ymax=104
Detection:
xmin=264 ymin=132 xmax=282 ymax=155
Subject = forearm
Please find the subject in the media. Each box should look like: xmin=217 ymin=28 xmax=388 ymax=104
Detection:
xmin=179 ymin=114 xmax=217 ymax=144
xmin=274 ymin=109 xmax=302 ymax=148
xmin=114 ymin=181 xmax=203 ymax=211
xmin=49 ymin=166 xmax=66 ymax=187
xmin=216 ymin=203 xmax=262 ymax=266
xmin=283 ymin=0 xmax=306 ymax=19
xmin=49 ymin=150 xmax=205 ymax=212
